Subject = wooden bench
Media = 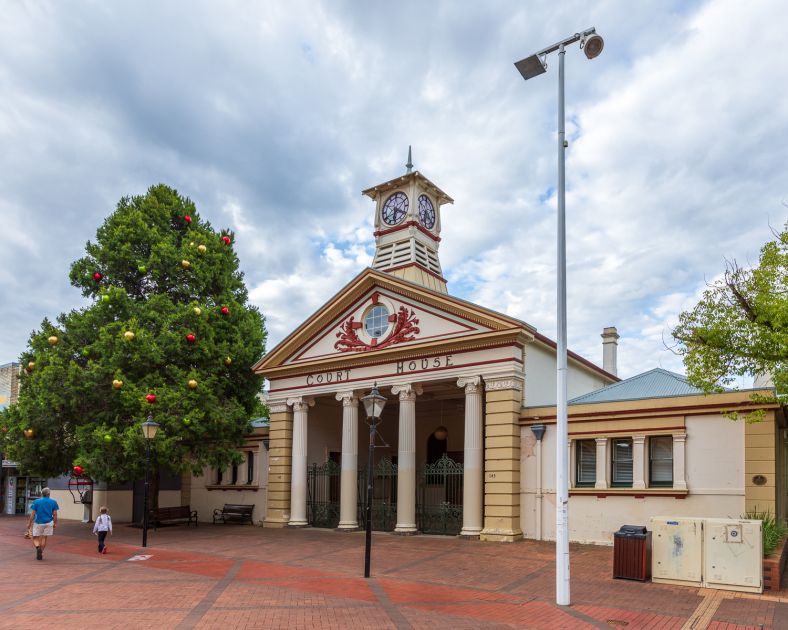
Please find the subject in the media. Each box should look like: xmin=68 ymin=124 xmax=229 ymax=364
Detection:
xmin=150 ymin=505 xmax=198 ymax=529
xmin=213 ymin=503 xmax=254 ymax=525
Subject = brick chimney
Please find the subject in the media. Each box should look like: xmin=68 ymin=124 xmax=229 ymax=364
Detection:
xmin=601 ymin=327 xmax=619 ymax=376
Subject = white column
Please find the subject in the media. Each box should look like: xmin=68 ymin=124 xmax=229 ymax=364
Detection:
xmin=458 ymin=376 xmax=483 ymax=538
xmin=336 ymin=391 xmax=360 ymax=530
xmin=673 ymin=433 xmax=687 ymax=490
xmin=594 ymin=438 xmax=608 ymax=489
xmin=287 ymin=397 xmax=314 ymax=527
xmin=392 ymin=383 xmax=421 ymax=534
xmin=632 ymin=436 xmax=646 ymax=489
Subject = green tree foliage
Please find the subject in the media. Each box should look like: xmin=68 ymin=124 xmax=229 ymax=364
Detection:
xmin=0 ymin=185 xmax=266 ymax=484
xmin=672 ymin=220 xmax=788 ymax=403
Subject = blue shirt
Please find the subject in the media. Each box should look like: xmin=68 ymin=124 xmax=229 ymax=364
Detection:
xmin=30 ymin=497 xmax=59 ymax=524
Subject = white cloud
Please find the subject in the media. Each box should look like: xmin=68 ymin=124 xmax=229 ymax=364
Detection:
xmin=0 ymin=0 xmax=785 ymax=392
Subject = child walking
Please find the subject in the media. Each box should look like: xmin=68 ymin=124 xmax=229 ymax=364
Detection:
xmin=93 ymin=506 xmax=112 ymax=554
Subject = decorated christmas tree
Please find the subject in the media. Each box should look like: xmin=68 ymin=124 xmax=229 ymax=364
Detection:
xmin=0 ymin=185 xmax=266 ymax=503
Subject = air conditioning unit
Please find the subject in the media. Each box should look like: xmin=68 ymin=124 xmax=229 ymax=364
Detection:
xmin=650 ymin=517 xmax=704 ymax=587
xmin=704 ymin=518 xmax=762 ymax=593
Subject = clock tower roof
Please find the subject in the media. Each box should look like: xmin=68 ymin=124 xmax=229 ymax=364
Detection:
xmin=364 ymin=150 xmax=453 ymax=294
xmin=361 ymin=170 xmax=453 ymax=205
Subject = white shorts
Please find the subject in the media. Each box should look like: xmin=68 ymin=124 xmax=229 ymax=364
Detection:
xmin=32 ymin=522 xmax=54 ymax=537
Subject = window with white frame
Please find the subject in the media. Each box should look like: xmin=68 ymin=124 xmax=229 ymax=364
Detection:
xmin=575 ymin=440 xmax=596 ymax=487
xmin=649 ymin=436 xmax=673 ymax=487
xmin=611 ymin=438 xmax=633 ymax=487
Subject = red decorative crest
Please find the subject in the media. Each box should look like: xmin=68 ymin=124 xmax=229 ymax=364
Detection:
xmin=335 ymin=306 xmax=420 ymax=352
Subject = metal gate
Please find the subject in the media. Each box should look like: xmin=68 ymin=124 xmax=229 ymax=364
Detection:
xmin=358 ymin=456 xmax=398 ymax=532
xmin=307 ymin=459 xmax=341 ymax=528
xmin=417 ymin=454 xmax=463 ymax=535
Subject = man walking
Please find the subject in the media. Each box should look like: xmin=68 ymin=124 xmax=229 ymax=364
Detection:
xmin=26 ymin=487 xmax=59 ymax=560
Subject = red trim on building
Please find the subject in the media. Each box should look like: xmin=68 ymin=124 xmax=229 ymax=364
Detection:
xmin=374 ymin=221 xmax=441 ymax=243
xmin=269 ymin=352 xmax=523 ymax=394
xmin=567 ymin=425 xmax=686 ymax=436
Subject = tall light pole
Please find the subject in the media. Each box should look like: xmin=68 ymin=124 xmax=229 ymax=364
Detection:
xmin=141 ymin=413 xmax=159 ymax=548
xmin=361 ymin=385 xmax=387 ymax=578
xmin=515 ymin=28 xmax=604 ymax=607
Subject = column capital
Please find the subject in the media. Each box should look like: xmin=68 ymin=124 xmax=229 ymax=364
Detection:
xmin=335 ymin=391 xmax=358 ymax=406
xmin=594 ymin=437 xmax=608 ymax=446
xmin=287 ymin=396 xmax=315 ymax=412
xmin=484 ymin=376 xmax=523 ymax=392
xmin=457 ymin=375 xmax=482 ymax=394
xmin=632 ymin=435 xmax=646 ymax=445
xmin=391 ymin=383 xmax=423 ymax=400
xmin=267 ymin=400 xmax=290 ymax=414
xmin=672 ymin=433 xmax=687 ymax=443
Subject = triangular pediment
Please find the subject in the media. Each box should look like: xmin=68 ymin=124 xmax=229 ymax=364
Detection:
xmin=254 ymin=268 xmax=533 ymax=376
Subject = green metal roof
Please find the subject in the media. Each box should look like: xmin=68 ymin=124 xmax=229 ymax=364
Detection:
xmin=567 ymin=368 xmax=706 ymax=405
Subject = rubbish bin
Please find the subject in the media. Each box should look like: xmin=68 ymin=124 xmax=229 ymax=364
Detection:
xmin=613 ymin=525 xmax=652 ymax=581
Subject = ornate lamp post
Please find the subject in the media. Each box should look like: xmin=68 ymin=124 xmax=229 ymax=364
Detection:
xmin=140 ymin=413 xmax=159 ymax=548
xmin=361 ymin=385 xmax=387 ymax=578
xmin=515 ymin=28 xmax=604 ymax=607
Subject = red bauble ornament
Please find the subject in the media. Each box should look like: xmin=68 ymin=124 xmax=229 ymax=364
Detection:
xmin=222 ymin=235 xmax=231 ymax=245
xmin=146 ymin=393 xmax=156 ymax=404
xmin=185 ymin=333 xmax=196 ymax=343
xmin=184 ymin=215 xmax=192 ymax=223
xmin=220 ymin=306 xmax=230 ymax=316
xmin=93 ymin=272 xmax=103 ymax=282
xmin=73 ymin=465 xmax=84 ymax=476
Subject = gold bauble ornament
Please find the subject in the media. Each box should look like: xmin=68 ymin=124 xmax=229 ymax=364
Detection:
xmin=197 ymin=244 xmax=207 ymax=253
xmin=27 ymin=361 xmax=35 ymax=371
xmin=47 ymin=335 xmax=59 ymax=346
xmin=188 ymin=379 xmax=198 ymax=389
xmin=112 ymin=379 xmax=123 ymax=390
xmin=23 ymin=428 xmax=34 ymax=438
xmin=181 ymin=259 xmax=191 ymax=269
xmin=224 ymin=357 xmax=232 ymax=366
xmin=193 ymin=307 xmax=202 ymax=316
xmin=124 ymin=331 xmax=135 ymax=341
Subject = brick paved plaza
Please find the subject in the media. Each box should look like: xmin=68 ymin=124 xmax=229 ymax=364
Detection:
xmin=0 ymin=516 xmax=785 ymax=629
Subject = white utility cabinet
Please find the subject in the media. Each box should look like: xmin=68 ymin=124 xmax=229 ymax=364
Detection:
xmin=704 ymin=518 xmax=762 ymax=593
xmin=650 ymin=517 xmax=704 ymax=587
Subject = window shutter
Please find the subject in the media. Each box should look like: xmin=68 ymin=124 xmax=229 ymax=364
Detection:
xmin=576 ymin=440 xmax=596 ymax=485
xmin=612 ymin=439 xmax=633 ymax=485
xmin=649 ymin=436 xmax=673 ymax=486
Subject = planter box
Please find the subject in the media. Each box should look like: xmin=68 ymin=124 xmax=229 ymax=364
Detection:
xmin=763 ymin=536 xmax=788 ymax=591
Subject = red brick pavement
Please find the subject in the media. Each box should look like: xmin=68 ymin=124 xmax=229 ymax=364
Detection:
xmin=0 ymin=516 xmax=785 ymax=629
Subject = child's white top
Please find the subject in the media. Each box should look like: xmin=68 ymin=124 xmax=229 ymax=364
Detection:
xmin=93 ymin=513 xmax=112 ymax=533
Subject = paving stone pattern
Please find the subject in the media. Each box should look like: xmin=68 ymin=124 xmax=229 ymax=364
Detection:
xmin=0 ymin=517 xmax=785 ymax=629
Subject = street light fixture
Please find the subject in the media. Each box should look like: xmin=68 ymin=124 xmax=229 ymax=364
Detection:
xmin=361 ymin=384 xmax=387 ymax=578
xmin=140 ymin=413 xmax=159 ymax=548
xmin=514 ymin=27 xmax=604 ymax=607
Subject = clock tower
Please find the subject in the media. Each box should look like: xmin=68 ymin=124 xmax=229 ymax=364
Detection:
xmin=362 ymin=148 xmax=453 ymax=294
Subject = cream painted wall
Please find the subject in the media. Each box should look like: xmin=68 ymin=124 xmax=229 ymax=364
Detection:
xmin=521 ymin=413 xmax=746 ymax=545
xmin=524 ymin=342 xmax=609 ymax=408
xmin=191 ymin=443 xmax=269 ymax=525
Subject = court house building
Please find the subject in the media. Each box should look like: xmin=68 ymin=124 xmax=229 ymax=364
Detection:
xmin=253 ymin=161 xmax=787 ymax=543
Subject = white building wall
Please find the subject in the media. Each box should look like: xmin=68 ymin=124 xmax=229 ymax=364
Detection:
xmin=520 ymin=413 xmax=746 ymax=545
xmin=524 ymin=342 xmax=610 ymax=408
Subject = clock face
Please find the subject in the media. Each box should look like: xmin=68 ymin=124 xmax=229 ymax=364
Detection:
xmin=382 ymin=192 xmax=408 ymax=226
xmin=418 ymin=195 xmax=435 ymax=229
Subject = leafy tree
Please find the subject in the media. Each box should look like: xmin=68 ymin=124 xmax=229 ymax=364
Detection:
xmin=672 ymin=220 xmax=788 ymax=408
xmin=0 ymin=185 xmax=266 ymax=503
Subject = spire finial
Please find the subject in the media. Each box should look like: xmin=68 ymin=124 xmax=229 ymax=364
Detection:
xmin=405 ymin=146 xmax=413 ymax=174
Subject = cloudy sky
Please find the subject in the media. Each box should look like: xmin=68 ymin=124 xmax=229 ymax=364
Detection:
xmin=1 ymin=0 xmax=786 ymax=385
